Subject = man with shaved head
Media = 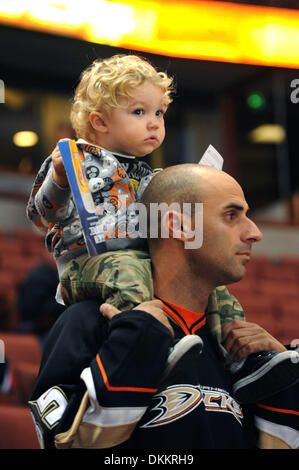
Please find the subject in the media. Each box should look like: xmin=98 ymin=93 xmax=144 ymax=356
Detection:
xmin=29 ymin=164 xmax=299 ymax=450
xmin=142 ymin=163 xmax=261 ymax=287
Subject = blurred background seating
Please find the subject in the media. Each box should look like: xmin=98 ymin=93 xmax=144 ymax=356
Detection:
xmin=0 ymin=404 xmax=39 ymax=449
xmin=0 ymin=227 xmax=65 ymax=449
xmin=228 ymin=255 xmax=299 ymax=344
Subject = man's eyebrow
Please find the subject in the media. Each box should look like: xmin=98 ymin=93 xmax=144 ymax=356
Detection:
xmin=223 ymin=203 xmax=250 ymax=212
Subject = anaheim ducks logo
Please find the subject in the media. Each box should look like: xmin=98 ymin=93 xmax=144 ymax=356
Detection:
xmin=141 ymin=385 xmax=203 ymax=428
xmin=141 ymin=384 xmax=243 ymax=428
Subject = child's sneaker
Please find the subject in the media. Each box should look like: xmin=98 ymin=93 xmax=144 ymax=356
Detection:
xmin=230 ymin=350 xmax=299 ymax=404
xmin=160 ymin=335 xmax=203 ymax=383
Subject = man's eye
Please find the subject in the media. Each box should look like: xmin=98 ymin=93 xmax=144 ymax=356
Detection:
xmin=226 ymin=212 xmax=236 ymax=220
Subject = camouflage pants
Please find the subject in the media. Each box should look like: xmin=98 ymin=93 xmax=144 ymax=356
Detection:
xmin=60 ymin=250 xmax=244 ymax=363
xmin=60 ymin=250 xmax=153 ymax=311
xmin=206 ymin=286 xmax=245 ymax=364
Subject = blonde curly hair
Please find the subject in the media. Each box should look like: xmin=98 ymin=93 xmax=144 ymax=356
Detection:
xmin=70 ymin=54 xmax=175 ymax=141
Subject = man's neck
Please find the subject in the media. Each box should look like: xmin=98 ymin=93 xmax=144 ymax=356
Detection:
xmin=153 ymin=267 xmax=212 ymax=313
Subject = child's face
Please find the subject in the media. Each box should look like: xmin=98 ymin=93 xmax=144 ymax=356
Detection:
xmin=100 ymin=81 xmax=167 ymax=157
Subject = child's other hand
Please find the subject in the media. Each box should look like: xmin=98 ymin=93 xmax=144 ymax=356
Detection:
xmin=100 ymin=300 xmax=174 ymax=337
xmin=222 ymin=319 xmax=286 ymax=362
xmin=52 ymin=138 xmax=70 ymax=187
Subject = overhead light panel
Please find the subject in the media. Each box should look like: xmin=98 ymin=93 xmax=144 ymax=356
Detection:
xmin=1 ymin=1 xmax=299 ymax=67
xmin=249 ymin=124 xmax=286 ymax=144
xmin=13 ymin=131 xmax=39 ymax=147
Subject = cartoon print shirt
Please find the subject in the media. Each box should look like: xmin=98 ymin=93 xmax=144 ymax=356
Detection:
xmin=27 ymin=140 xmax=156 ymax=277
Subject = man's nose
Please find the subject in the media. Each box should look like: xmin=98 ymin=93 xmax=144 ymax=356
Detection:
xmin=242 ymin=218 xmax=263 ymax=244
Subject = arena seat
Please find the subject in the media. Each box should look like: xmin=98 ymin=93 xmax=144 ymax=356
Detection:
xmin=282 ymin=302 xmax=298 ymax=316
xmin=256 ymin=279 xmax=299 ymax=298
xmin=224 ymin=291 xmax=285 ymax=340
xmin=0 ymin=405 xmax=40 ymax=449
xmin=13 ymin=361 xmax=40 ymax=405
xmin=12 ymin=228 xmax=46 ymax=258
xmin=280 ymin=256 xmax=299 ymax=269
xmin=227 ymin=277 xmax=255 ymax=296
xmin=259 ymin=262 xmax=299 ymax=282
xmin=0 ymin=239 xmax=24 ymax=256
xmin=0 ymin=333 xmax=41 ymax=367
xmin=0 ymin=271 xmax=16 ymax=293
xmin=0 ymin=333 xmax=41 ymax=405
xmin=245 ymin=255 xmax=272 ymax=277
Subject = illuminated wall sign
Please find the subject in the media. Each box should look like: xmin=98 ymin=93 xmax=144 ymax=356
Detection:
xmin=1 ymin=0 xmax=299 ymax=68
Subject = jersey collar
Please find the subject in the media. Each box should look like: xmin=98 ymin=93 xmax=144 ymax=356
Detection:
xmin=155 ymin=295 xmax=206 ymax=335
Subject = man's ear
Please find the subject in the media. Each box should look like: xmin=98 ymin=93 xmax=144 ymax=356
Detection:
xmin=162 ymin=210 xmax=193 ymax=242
xmin=89 ymin=111 xmax=108 ymax=133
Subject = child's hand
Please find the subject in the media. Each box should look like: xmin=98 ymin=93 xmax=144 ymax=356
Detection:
xmin=52 ymin=138 xmax=70 ymax=187
xmin=100 ymin=300 xmax=174 ymax=337
xmin=222 ymin=319 xmax=286 ymax=362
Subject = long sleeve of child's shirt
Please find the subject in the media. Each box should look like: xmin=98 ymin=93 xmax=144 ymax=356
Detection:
xmin=26 ymin=155 xmax=85 ymax=278
xmin=27 ymin=155 xmax=74 ymax=230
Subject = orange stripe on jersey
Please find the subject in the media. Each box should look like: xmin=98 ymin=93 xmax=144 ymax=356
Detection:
xmin=257 ymin=403 xmax=299 ymax=416
xmin=96 ymin=354 xmax=158 ymax=393
xmin=155 ymin=296 xmax=206 ymax=335
xmin=161 ymin=303 xmax=190 ymax=335
xmin=191 ymin=317 xmax=206 ymax=335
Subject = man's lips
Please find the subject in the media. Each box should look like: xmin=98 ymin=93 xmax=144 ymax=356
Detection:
xmin=236 ymin=251 xmax=251 ymax=259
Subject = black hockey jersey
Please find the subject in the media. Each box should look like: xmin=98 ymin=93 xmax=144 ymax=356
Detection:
xmin=29 ymin=299 xmax=299 ymax=449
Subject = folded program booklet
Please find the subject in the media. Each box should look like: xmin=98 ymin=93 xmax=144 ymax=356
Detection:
xmin=58 ymin=139 xmax=104 ymax=256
